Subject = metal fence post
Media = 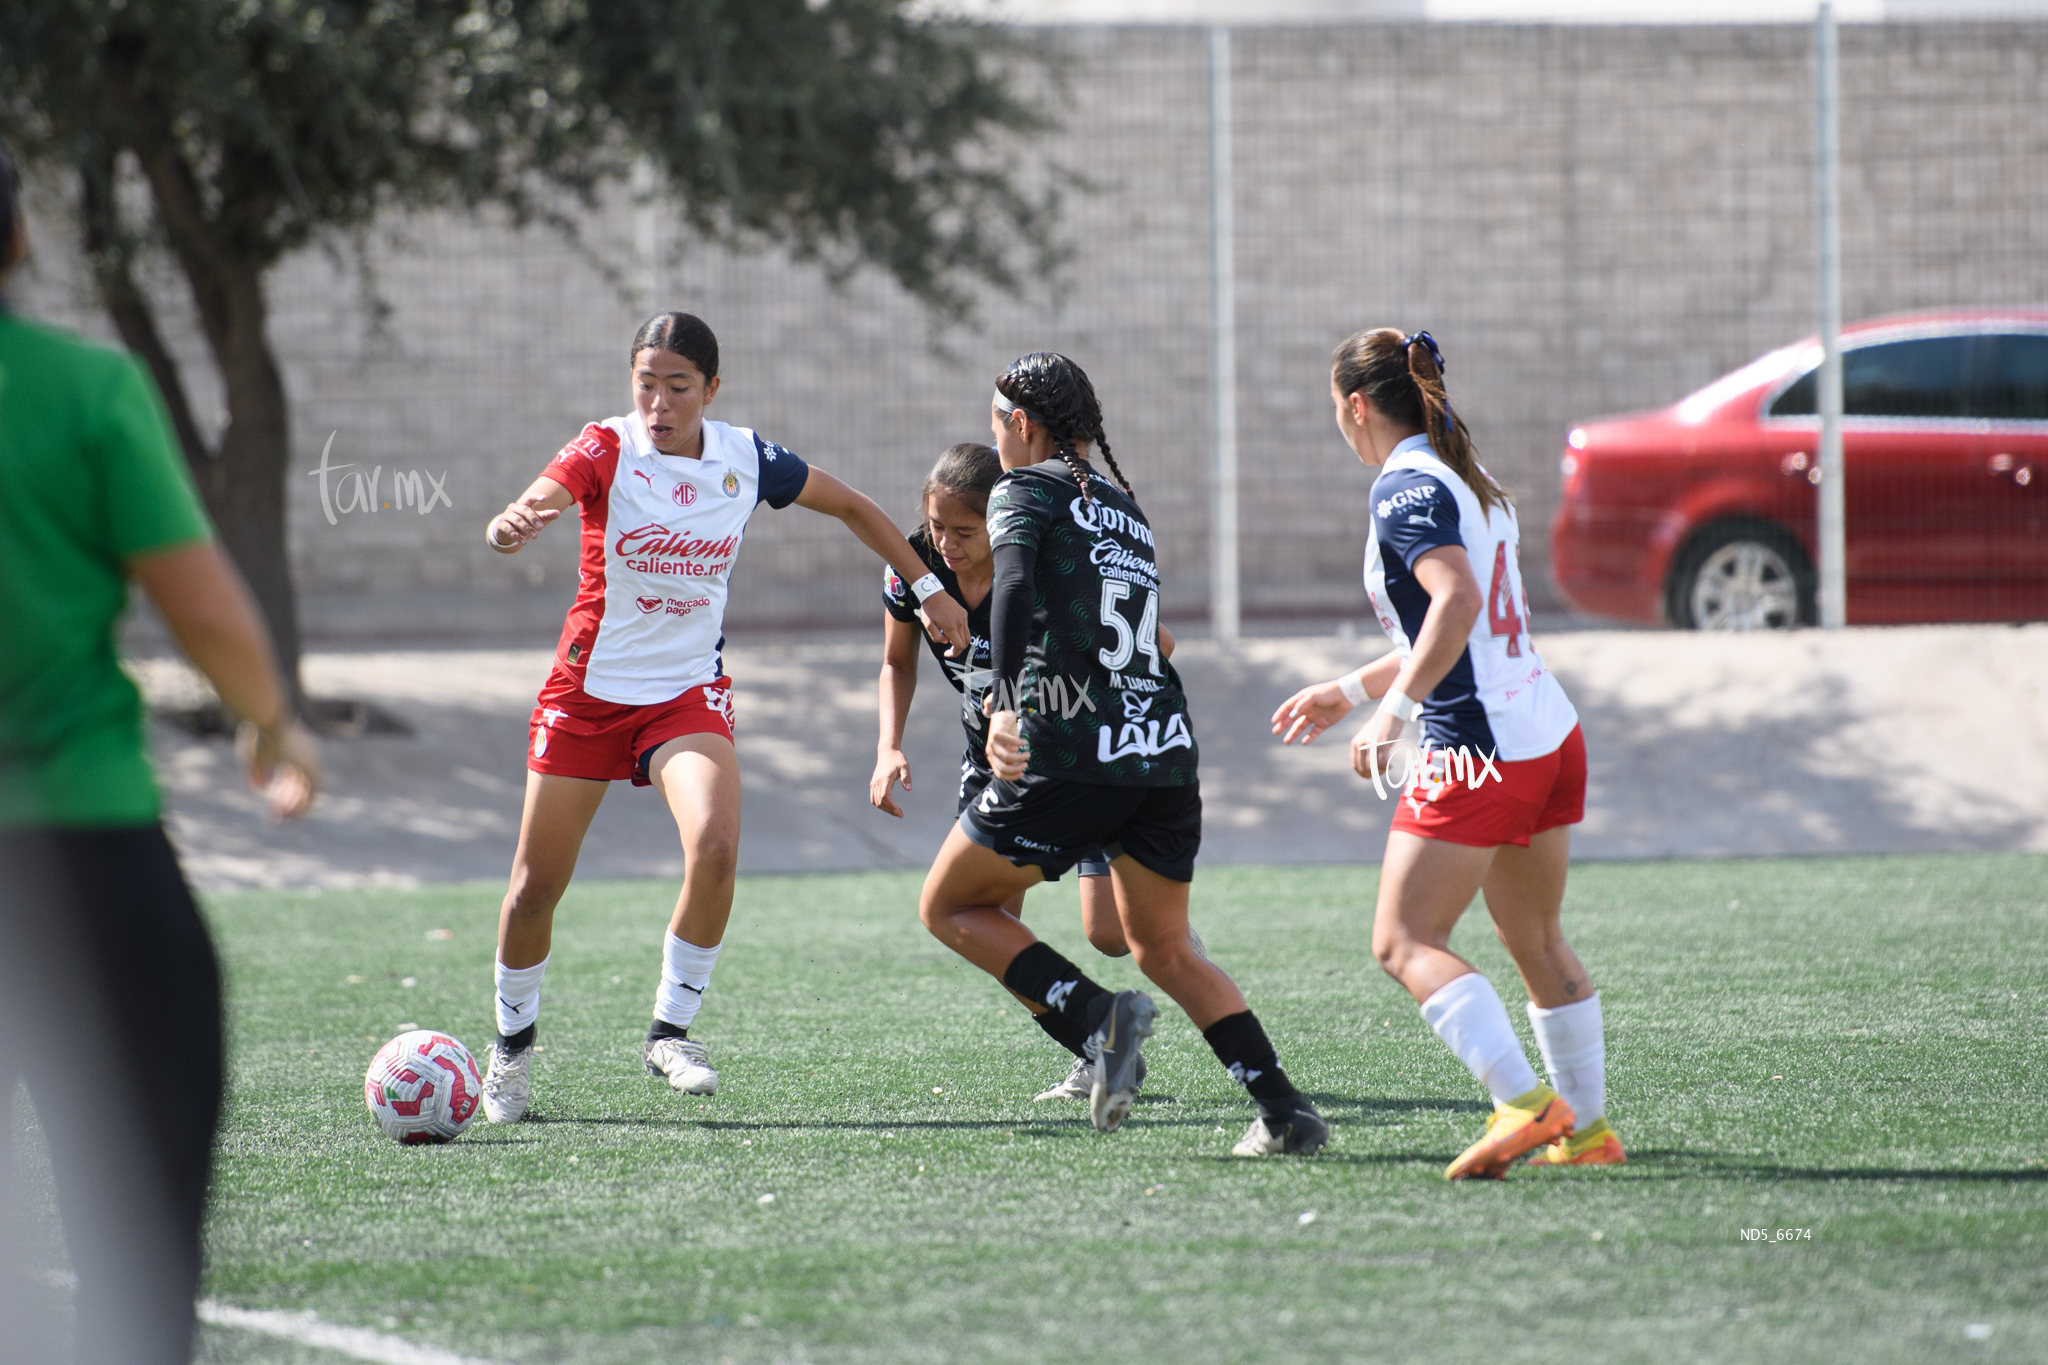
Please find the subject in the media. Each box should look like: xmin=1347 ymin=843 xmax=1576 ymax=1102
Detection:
xmin=1208 ymin=25 xmax=1241 ymax=642
xmin=633 ymin=155 xmax=661 ymax=316
xmin=1815 ymin=3 xmax=1846 ymax=630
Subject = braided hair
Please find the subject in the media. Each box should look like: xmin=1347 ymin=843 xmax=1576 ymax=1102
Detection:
xmin=1331 ymin=327 xmax=1506 ymax=519
xmin=994 ymin=352 xmax=1134 ymax=505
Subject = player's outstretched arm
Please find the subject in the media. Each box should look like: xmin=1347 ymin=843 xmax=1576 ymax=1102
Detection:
xmin=793 ymin=467 xmax=971 ymax=656
xmin=486 ymin=477 xmax=572 ymax=553
xmin=129 ymin=541 xmax=322 ymax=820
xmin=871 ymin=614 xmax=922 ymax=818
xmin=1272 ymin=651 xmax=1399 ymax=746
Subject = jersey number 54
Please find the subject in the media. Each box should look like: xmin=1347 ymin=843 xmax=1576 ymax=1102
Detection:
xmin=1097 ymin=581 xmax=1163 ymax=676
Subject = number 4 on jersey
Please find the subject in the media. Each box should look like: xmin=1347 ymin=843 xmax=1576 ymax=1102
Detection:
xmin=1488 ymin=542 xmax=1525 ymax=658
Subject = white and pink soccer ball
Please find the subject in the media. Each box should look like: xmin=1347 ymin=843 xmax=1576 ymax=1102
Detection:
xmin=363 ymin=1030 xmax=482 ymax=1144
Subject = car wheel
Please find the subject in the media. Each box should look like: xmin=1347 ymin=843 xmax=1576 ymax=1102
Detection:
xmin=1670 ymin=523 xmax=1814 ymax=630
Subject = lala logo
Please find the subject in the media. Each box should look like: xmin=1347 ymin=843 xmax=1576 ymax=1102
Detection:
xmin=672 ymin=482 xmax=697 ymax=507
xmin=722 ymin=470 xmax=741 ymax=497
xmin=637 ymin=596 xmax=664 ymax=614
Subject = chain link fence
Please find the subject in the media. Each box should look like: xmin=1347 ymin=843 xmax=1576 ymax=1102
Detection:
xmin=15 ymin=17 xmax=2047 ymax=641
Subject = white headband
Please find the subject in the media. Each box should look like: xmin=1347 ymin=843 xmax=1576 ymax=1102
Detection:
xmin=992 ymin=389 xmax=1046 ymax=426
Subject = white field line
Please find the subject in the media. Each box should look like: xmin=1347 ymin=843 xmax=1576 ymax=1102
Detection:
xmin=27 ymin=1266 xmax=509 ymax=1364
xmin=197 ymin=1300 xmax=511 ymax=1365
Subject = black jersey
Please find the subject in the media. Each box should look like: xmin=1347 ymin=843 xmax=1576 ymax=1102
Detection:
xmin=883 ymin=528 xmax=995 ymax=766
xmin=984 ymin=460 xmax=1197 ymax=788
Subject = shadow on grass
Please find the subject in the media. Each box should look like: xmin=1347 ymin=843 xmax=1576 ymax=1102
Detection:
xmin=1617 ymin=1150 xmax=2048 ymax=1183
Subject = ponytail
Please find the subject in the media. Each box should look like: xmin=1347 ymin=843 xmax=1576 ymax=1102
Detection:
xmin=1332 ymin=327 xmax=1507 ymax=520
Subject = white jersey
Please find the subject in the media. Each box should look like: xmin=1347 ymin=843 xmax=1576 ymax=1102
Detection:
xmin=1363 ymin=434 xmax=1577 ymax=760
xmin=542 ymin=414 xmax=809 ymax=705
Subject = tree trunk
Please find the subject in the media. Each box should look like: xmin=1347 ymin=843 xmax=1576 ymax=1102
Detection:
xmin=203 ymin=280 xmax=303 ymax=704
xmin=111 ymin=128 xmax=304 ymax=703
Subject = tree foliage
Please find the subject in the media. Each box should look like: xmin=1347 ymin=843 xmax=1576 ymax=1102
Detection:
xmin=0 ymin=0 xmax=1054 ymax=692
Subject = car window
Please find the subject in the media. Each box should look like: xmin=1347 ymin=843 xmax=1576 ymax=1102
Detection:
xmin=1978 ymin=334 xmax=2048 ymax=421
xmin=1768 ymin=335 xmax=1975 ymax=419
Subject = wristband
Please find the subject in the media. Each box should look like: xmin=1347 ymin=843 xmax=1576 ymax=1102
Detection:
xmin=1337 ymin=670 xmax=1370 ymax=708
xmin=1377 ymin=689 xmax=1421 ymax=723
xmin=910 ymin=571 xmax=945 ymax=604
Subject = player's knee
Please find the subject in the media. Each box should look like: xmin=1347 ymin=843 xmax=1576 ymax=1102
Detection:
xmin=917 ymin=893 xmax=965 ymax=940
xmin=1086 ymin=925 xmax=1132 ymax=958
xmin=1371 ymin=924 xmax=1412 ymax=978
xmin=503 ymin=876 xmax=565 ymax=924
xmin=1125 ymin=929 xmax=1187 ymax=978
xmin=685 ymin=828 xmax=739 ymax=881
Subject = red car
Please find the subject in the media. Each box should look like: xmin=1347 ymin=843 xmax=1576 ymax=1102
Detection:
xmin=1551 ymin=309 xmax=2048 ymax=628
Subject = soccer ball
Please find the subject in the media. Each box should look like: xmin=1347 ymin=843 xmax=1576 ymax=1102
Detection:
xmin=363 ymin=1030 xmax=483 ymax=1145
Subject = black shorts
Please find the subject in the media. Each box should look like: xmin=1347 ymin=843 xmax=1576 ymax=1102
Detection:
xmin=957 ymin=757 xmax=1112 ymax=879
xmin=959 ymin=769 xmax=1200 ymax=884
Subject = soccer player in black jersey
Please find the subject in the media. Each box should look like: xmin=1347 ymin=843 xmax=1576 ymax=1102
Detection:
xmin=916 ymin=353 xmax=1326 ymax=1155
xmin=873 ymin=443 xmax=1193 ymax=1103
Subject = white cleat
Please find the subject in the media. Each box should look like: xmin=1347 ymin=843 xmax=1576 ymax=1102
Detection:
xmin=1033 ymin=1051 xmax=1145 ymax=1102
xmin=1034 ymin=1055 xmax=1094 ymax=1102
xmin=482 ymin=1041 xmax=532 ymax=1124
xmin=645 ymin=1036 xmax=718 ymax=1095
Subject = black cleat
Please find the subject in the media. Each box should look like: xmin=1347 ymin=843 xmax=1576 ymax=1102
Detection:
xmin=1087 ymin=990 xmax=1156 ymax=1133
xmin=1232 ymin=1099 xmax=1329 ymax=1156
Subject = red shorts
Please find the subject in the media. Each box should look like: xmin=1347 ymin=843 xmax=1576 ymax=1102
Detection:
xmin=527 ymin=670 xmax=735 ymax=786
xmin=1389 ymin=724 xmax=1586 ymax=849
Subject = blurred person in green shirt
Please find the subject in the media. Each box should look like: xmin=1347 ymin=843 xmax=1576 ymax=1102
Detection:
xmin=0 ymin=137 xmax=320 ymax=1365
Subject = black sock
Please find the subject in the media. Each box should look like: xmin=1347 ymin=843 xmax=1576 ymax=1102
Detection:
xmin=647 ymin=1018 xmax=689 ymax=1042
xmin=1002 ymin=942 xmax=1114 ymax=1037
xmin=499 ymin=1023 xmax=536 ymax=1052
xmin=1202 ymin=1010 xmax=1301 ymax=1116
xmin=1031 ymin=1004 xmax=1093 ymax=1059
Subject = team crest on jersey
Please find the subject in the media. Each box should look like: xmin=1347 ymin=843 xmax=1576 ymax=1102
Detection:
xmin=673 ymin=482 xmax=697 ymax=507
xmin=722 ymin=471 xmax=741 ymax=497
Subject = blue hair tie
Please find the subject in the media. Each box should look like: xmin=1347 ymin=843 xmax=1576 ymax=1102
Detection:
xmin=1402 ymin=330 xmax=1446 ymax=374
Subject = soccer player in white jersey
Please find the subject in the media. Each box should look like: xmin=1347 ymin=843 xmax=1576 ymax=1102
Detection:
xmin=1273 ymin=328 xmax=1623 ymax=1177
xmin=476 ymin=312 xmax=968 ymax=1120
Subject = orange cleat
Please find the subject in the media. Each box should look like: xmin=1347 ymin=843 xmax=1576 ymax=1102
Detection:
xmin=1444 ymin=1085 xmax=1575 ymax=1180
xmin=1525 ymin=1117 xmax=1627 ymax=1167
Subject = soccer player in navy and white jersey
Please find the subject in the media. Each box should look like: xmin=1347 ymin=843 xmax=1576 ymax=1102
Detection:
xmin=917 ymin=352 xmax=1325 ymax=1156
xmin=1273 ymin=328 xmax=1623 ymax=1177
xmin=870 ymin=442 xmax=1191 ymax=1103
xmin=476 ymin=312 xmax=969 ymax=1120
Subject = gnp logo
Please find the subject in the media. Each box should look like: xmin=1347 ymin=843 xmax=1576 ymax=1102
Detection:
xmin=672 ymin=481 xmax=697 ymax=507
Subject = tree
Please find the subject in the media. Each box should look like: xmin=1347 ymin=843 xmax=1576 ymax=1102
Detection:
xmin=0 ymin=0 xmax=1053 ymax=698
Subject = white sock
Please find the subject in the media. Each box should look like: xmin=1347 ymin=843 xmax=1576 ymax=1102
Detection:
xmin=494 ymin=956 xmax=548 ymax=1039
xmin=1419 ymin=972 xmax=1541 ymax=1106
xmin=654 ymin=933 xmax=721 ymax=1031
xmin=1528 ymin=994 xmax=1606 ymax=1127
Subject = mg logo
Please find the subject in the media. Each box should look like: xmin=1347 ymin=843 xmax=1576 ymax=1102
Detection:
xmin=672 ymin=482 xmax=697 ymax=507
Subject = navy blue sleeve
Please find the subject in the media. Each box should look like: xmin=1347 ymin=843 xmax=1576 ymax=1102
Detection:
xmin=754 ymin=435 xmax=811 ymax=509
xmin=1370 ymin=469 xmax=1463 ymax=569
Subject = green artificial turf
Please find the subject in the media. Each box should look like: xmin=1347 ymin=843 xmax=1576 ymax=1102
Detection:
xmin=99 ymin=856 xmax=2048 ymax=1361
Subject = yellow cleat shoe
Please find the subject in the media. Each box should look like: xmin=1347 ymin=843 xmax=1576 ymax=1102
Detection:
xmin=1444 ymin=1085 xmax=1575 ymax=1181
xmin=1525 ymin=1117 xmax=1627 ymax=1167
